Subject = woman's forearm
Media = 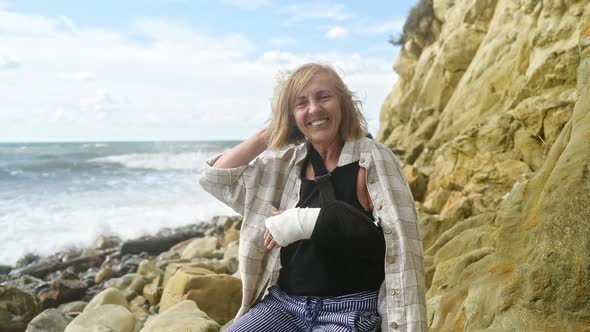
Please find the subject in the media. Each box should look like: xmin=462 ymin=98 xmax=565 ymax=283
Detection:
xmin=213 ymin=128 xmax=269 ymax=168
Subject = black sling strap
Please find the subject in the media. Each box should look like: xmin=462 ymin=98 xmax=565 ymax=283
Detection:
xmin=307 ymin=144 xmax=337 ymax=206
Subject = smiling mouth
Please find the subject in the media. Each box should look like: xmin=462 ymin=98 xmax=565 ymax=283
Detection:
xmin=309 ymin=118 xmax=328 ymax=127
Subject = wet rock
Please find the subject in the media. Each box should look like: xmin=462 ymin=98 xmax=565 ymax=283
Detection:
xmin=39 ymin=278 xmax=88 ymax=309
xmin=15 ymin=253 xmax=41 ymax=269
xmin=95 ymin=235 xmax=123 ymax=250
xmin=25 ymin=308 xmax=72 ymax=332
xmin=0 ymin=286 xmax=41 ymax=332
xmin=0 ymin=265 xmax=13 ymax=275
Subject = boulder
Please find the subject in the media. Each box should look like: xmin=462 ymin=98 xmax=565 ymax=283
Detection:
xmin=95 ymin=266 xmax=118 ymax=284
xmin=64 ymin=304 xmax=136 ymax=332
xmin=140 ymin=300 xmax=219 ymax=332
xmin=39 ymin=278 xmax=88 ymax=309
xmin=0 ymin=286 xmax=41 ymax=332
xmin=180 ymin=237 xmax=219 ymax=260
xmin=84 ymin=288 xmax=130 ymax=312
xmin=58 ymin=301 xmax=87 ymax=314
xmin=25 ymin=308 xmax=72 ymax=332
xmin=160 ymin=266 xmax=241 ymax=325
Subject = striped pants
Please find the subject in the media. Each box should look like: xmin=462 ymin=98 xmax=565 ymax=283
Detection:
xmin=225 ymin=286 xmax=381 ymax=332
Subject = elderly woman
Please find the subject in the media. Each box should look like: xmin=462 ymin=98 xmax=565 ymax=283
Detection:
xmin=199 ymin=63 xmax=426 ymax=332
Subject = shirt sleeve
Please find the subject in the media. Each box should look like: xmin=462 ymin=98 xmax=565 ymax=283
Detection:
xmin=198 ymin=153 xmax=252 ymax=216
xmin=198 ymin=150 xmax=292 ymax=217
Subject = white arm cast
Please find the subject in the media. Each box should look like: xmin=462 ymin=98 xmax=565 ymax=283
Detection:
xmin=264 ymin=208 xmax=321 ymax=247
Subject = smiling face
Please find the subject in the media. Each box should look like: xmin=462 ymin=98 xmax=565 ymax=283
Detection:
xmin=293 ymin=71 xmax=342 ymax=147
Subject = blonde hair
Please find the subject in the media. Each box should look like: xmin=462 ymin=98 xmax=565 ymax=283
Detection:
xmin=268 ymin=63 xmax=367 ymax=150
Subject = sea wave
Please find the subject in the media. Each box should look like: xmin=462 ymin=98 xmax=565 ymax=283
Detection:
xmin=89 ymin=152 xmax=211 ymax=171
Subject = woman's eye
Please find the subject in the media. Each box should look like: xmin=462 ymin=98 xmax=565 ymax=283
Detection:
xmin=320 ymin=95 xmax=330 ymax=100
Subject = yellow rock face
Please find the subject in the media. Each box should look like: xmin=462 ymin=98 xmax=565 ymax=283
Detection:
xmin=378 ymin=0 xmax=590 ymax=329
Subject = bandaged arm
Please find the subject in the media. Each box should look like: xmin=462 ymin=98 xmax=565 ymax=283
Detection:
xmin=264 ymin=208 xmax=320 ymax=247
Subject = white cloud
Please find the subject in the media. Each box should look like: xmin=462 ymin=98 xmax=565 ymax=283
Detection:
xmin=0 ymin=55 xmax=20 ymax=69
xmin=0 ymin=7 xmax=395 ymax=141
xmin=222 ymin=0 xmax=272 ymax=9
xmin=325 ymin=26 xmax=349 ymax=39
xmin=57 ymin=71 xmax=96 ymax=82
xmin=279 ymin=1 xmax=352 ymax=23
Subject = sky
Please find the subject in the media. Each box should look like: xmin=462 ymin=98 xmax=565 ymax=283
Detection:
xmin=0 ymin=0 xmax=415 ymax=142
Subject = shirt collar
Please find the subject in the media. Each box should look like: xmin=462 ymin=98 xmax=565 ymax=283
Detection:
xmin=293 ymin=138 xmax=363 ymax=168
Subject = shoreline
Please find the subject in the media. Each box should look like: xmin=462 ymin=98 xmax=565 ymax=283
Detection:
xmin=0 ymin=214 xmax=243 ymax=331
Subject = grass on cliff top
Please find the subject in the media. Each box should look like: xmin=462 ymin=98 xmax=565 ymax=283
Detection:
xmin=390 ymin=0 xmax=435 ymax=46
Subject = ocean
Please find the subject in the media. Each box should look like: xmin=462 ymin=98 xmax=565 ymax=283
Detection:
xmin=0 ymin=141 xmax=240 ymax=266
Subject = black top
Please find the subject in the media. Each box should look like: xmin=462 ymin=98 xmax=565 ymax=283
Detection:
xmin=277 ymin=157 xmax=386 ymax=296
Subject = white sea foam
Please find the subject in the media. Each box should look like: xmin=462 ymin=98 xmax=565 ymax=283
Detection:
xmin=0 ymin=194 xmax=235 ymax=266
xmin=89 ymin=152 xmax=210 ymax=171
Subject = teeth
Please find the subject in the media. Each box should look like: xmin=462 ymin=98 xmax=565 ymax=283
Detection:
xmin=311 ymin=119 xmax=327 ymax=126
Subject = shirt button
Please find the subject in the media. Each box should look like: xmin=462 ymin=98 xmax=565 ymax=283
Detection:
xmin=390 ymin=322 xmax=399 ymax=329
xmin=376 ymin=203 xmax=383 ymax=210
xmin=383 ymin=227 xmax=392 ymax=234
xmin=360 ymin=158 xmax=365 ymax=163
xmin=387 ymin=256 xmax=395 ymax=264
xmin=388 ymin=289 xmax=397 ymax=296
xmin=368 ymin=176 xmax=376 ymax=183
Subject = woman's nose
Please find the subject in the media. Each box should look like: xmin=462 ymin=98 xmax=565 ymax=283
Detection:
xmin=308 ymin=99 xmax=319 ymax=113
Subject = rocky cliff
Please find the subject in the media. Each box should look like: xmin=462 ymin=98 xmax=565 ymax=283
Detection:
xmin=378 ymin=1 xmax=590 ymax=330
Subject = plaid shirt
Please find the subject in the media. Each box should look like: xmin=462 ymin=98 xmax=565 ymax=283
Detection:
xmin=199 ymin=137 xmax=427 ymax=332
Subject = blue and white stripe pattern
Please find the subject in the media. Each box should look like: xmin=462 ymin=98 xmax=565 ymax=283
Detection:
xmin=225 ymin=286 xmax=381 ymax=332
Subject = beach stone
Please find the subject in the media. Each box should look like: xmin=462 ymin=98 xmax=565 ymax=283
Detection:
xmin=215 ymin=216 xmax=235 ymax=231
xmin=39 ymin=278 xmax=88 ymax=309
xmin=136 ymin=260 xmax=162 ymax=282
xmin=0 ymin=265 xmax=12 ymax=275
xmin=95 ymin=266 xmax=119 ymax=284
xmin=25 ymin=308 xmax=72 ymax=332
xmin=129 ymin=296 xmax=149 ymax=320
xmin=0 ymin=286 xmax=41 ymax=332
xmin=223 ymin=241 xmax=239 ymax=261
xmin=125 ymin=276 xmax=150 ymax=301
xmin=119 ymin=255 xmax=145 ymax=275
xmin=15 ymin=253 xmax=41 ymax=268
xmin=166 ymin=259 xmax=237 ymax=276
xmin=84 ymin=287 xmax=130 ymax=312
xmin=223 ymin=228 xmax=240 ymax=247
xmin=160 ymin=266 xmax=241 ymax=325
xmin=64 ymin=304 xmax=136 ymax=332
xmin=140 ymin=300 xmax=220 ymax=332
xmin=58 ymin=301 xmax=87 ymax=314
xmin=95 ymin=235 xmax=123 ymax=250
xmin=104 ymin=273 xmax=137 ymax=291
xmin=142 ymin=276 xmax=163 ymax=306
xmin=180 ymin=237 xmax=219 ymax=260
